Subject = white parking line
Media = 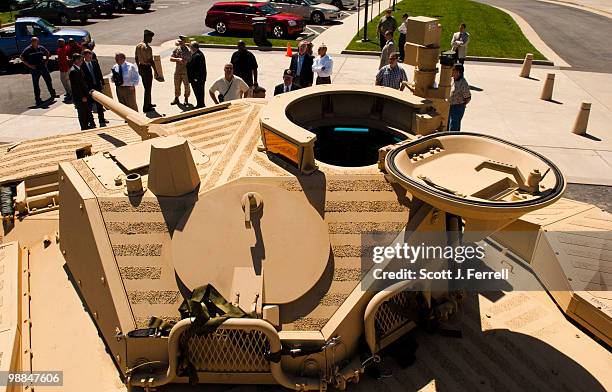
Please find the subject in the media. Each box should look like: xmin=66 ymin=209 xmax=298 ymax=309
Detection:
xmin=304 ymin=26 xmax=320 ymax=35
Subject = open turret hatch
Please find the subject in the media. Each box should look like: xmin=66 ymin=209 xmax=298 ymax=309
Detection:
xmin=385 ymin=132 xmax=566 ymax=221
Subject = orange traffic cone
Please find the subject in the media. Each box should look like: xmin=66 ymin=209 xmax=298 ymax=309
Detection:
xmin=286 ymin=42 xmax=293 ymax=57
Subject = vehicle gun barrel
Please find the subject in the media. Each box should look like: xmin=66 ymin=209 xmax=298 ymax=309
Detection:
xmin=91 ymin=90 xmax=164 ymax=140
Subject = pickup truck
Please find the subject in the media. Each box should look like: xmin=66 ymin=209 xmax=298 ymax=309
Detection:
xmin=0 ymin=17 xmax=92 ymax=69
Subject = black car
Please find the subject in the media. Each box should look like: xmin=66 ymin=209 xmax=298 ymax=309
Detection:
xmin=117 ymin=0 xmax=153 ymax=12
xmin=79 ymin=0 xmax=118 ymax=16
xmin=19 ymin=0 xmax=95 ymax=24
xmin=0 ymin=0 xmax=37 ymax=11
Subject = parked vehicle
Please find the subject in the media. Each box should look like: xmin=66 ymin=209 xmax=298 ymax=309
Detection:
xmin=205 ymin=1 xmax=305 ymax=39
xmin=320 ymin=0 xmax=354 ymax=10
xmin=0 ymin=17 xmax=92 ymax=69
xmin=270 ymin=0 xmax=338 ymax=24
xmin=115 ymin=0 xmax=153 ymax=12
xmin=1 ymin=0 xmax=38 ymax=12
xmin=18 ymin=0 xmax=96 ymax=24
xmin=80 ymin=0 xmax=119 ymax=16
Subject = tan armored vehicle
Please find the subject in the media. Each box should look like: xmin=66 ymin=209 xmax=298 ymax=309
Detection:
xmin=0 ymin=16 xmax=609 ymax=392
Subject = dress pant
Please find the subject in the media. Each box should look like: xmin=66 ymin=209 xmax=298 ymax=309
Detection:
xmin=116 ymin=85 xmax=138 ymax=112
xmin=75 ymin=99 xmax=93 ymax=130
xmin=448 ymin=104 xmax=466 ymax=132
xmin=60 ymin=71 xmax=72 ymax=98
xmin=31 ymin=67 xmax=55 ymax=101
xmin=138 ymin=64 xmax=153 ymax=110
xmin=453 ymin=51 xmax=466 ymax=64
xmin=88 ymin=86 xmax=106 ymax=123
xmin=174 ymin=72 xmax=190 ymax=98
xmin=316 ymin=76 xmax=331 ymax=85
xmin=398 ymin=33 xmax=406 ymax=61
xmin=190 ymin=80 xmax=205 ymax=108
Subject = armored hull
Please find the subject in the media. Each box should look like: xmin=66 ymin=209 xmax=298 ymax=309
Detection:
xmin=0 ymin=85 xmax=610 ymax=391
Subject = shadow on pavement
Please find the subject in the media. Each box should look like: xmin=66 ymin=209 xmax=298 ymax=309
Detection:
xmin=28 ymin=98 xmax=57 ymax=109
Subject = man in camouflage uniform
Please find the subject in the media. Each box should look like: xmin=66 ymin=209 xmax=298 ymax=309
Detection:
xmin=170 ymin=35 xmax=191 ymax=106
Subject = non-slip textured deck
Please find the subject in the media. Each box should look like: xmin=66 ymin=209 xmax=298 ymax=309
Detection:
xmin=0 ymin=126 xmax=141 ymax=185
xmin=62 ymin=100 xmax=412 ymax=331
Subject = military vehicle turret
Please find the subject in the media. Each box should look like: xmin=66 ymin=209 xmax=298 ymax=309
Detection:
xmin=0 ymin=15 xmax=609 ymax=392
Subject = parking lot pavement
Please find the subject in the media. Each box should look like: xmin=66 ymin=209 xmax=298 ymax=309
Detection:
xmin=0 ymin=56 xmax=119 ymax=115
xmin=53 ymin=0 xmax=218 ymax=44
xmin=50 ymin=2 xmax=356 ymax=46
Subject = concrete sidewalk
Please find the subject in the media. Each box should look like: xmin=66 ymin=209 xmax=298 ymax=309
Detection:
xmin=1 ymin=1 xmax=610 ymax=186
xmin=1 ymin=44 xmax=610 ymax=185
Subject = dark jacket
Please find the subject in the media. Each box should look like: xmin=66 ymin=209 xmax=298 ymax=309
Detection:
xmin=187 ymin=50 xmax=207 ymax=83
xmin=82 ymin=60 xmax=104 ymax=90
xmin=274 ymin=83 xmax=301 ymax=96
xmin=289 ymin=53 xmax=314 ymax=87
xmin=69 ymin=65 xmax=89 ymax=101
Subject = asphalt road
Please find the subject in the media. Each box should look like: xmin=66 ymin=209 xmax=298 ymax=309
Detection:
xmin=58 ymin=0 xmax=351 ymax=46
xmin=60 ymin=0 xmax=216 ymax=45
xmin=477 ymin=0 xmax=612 ymax=73
xmin=79 ymin=0 xmax=215 ymax=45
xmin=0 ymin=56 xmax=117 ymax=114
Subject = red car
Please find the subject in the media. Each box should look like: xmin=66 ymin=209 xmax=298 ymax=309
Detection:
xmin=205 ymin=1 xmax=305 ymax=39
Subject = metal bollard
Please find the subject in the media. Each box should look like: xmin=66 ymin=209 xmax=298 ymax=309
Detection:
xmin=519 ymin=53 xmax=533 ymax=78
xmin=540 ymin=73 xmax=555 ymax=101
xmin=572 ymin=102 xmax=591 ymax=135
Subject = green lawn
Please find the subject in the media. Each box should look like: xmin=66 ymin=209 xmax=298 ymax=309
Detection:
xmin=346 ymin=0 xmax=546 ymax=60
xmin=0 ymin=12 xmax=17 ymax=25
xmin=190 ymin=35 xmax=303 ymax=49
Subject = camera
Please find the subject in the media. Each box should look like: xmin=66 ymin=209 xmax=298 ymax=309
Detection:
xmin=218 ymin=94 xmax=225 ymax=103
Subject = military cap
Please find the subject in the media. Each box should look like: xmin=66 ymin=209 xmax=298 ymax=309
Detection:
xmin=179 ymin=34 xmax=188 ymax=41
xmin=283 ymin=69 xmax=294 ymax=77
xmin=144 ymin=29 xmax=155 ymax=36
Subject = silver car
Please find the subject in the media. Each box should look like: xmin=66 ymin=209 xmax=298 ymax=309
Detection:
xmin=270 ymin=0 xmax=339 ymax=24
xmin=320 ymin=0 xmax=355 ymax=10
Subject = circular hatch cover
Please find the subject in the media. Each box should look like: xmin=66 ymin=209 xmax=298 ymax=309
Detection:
xmin=172 ymin=181 xmax=330 ymax=305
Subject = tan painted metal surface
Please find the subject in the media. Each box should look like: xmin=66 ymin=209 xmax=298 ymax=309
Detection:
xmin=0 ymin=85 xmax=610 ymax=391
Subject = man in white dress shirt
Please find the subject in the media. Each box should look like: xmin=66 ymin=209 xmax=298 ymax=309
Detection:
xmin=451 ymin=23 xmax=470 ymax=64
xmin=312 ymin=43 xmax=333 ymax=85
xmin=398 ymin=13 xmax=408 ymax=62
xmin=111 ymin=52 xmax=140 ymax=112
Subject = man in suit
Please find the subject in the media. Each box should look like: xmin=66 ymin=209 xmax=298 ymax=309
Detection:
xmin=69 ymin=53 xmax=94 ymax=130
xmin=186 ymin=41 xmax=207 ymax=108
xmin=379 ymin=30 xmax=395 ymax=69
xmin=274 ymin=69 xmax=301 ymax=96
xmin=82 ymin=49 xmax=108 ymax=127
xmin=289 ymin=41 xmax=313 ymax=88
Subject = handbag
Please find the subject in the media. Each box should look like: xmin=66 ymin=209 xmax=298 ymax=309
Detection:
xmin=218 ymin=78 xmax=234 ymax=103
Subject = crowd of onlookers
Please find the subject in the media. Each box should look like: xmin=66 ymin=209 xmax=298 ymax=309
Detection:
xmin=373 ymin=9 xmax=472 ymax=131
xmin=17 ymin=10 xmax=473 ymax=132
